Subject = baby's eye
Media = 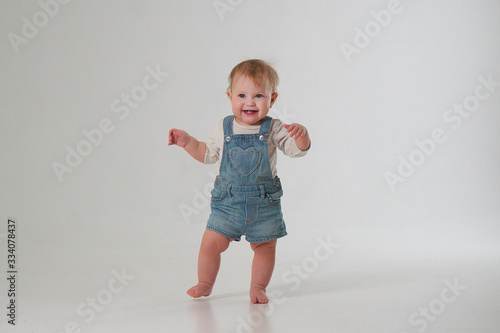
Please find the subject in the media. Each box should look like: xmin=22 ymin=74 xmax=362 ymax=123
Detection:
xmin=238 ymin=94 xmax=246 ymax=98
xmin=255 ymin=94 xmax=264 ymax=98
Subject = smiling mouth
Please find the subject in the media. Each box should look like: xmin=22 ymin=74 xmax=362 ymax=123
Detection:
xmin=243 ymin=110 xmax=258 ymax=114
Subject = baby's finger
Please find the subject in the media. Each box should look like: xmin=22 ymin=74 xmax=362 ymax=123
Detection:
xmin=168 ymin=129 xmax=176 ymax=145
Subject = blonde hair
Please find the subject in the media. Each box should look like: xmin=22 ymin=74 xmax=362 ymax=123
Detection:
xmin=227 ymin=59 xmax=279 ymax=94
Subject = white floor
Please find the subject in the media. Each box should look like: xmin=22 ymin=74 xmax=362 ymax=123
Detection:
xmin=2 ymin=223 xmax=499 ymax=333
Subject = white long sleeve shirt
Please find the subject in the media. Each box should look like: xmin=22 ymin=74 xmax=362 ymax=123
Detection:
xmin=204 ymin=117 xmax=309 ymax=178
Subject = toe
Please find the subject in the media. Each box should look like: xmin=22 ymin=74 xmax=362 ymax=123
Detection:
xmin=187 ymin=287 xmax=199 ymax=298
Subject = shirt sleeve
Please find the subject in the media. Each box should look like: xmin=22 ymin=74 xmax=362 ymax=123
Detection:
xmin=203 ymin=119 xmax=223 ymax=164
xmin=271 ymin=119 xmax=309 ymax=158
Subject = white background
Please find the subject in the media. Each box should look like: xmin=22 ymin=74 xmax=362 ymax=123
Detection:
xmin=1 ymin=1 xmax=499 ymax=332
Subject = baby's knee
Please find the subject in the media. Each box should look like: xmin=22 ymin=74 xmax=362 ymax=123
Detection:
xmin=201 ymin=230 xmax=231 ymax=253
xmin=250 ymin=240 xmax=277 ymax=253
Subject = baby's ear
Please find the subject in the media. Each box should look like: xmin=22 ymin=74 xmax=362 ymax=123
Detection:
xmin=270 ymin=92 xmax=278 ymax=107
xmin=227 ymin=91 xmax=232 ymax=100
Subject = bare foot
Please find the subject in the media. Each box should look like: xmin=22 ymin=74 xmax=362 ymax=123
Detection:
xmin=187 ymin=282 xmax=213 ymax=298
xmin=250 ymin=286 xmax=269 ymax=304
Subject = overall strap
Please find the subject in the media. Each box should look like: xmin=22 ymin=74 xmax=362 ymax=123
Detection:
xmin=223 ymin=115 xmax=234 ymax=136
xmin=258 ymin=116 xmax=273 ymax=136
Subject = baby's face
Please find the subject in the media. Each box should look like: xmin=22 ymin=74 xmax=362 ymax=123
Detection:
xmin=227 ymin=75 xmax=278 ymax=126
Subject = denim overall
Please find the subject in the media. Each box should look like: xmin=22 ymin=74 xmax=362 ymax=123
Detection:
xmin=206 ymin=115 xmax=287 ymax=243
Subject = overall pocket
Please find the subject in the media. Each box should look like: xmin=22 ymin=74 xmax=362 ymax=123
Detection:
xmin=211 ymin=185 xmax=229 ymax=203
xmin=266 ymin=188 xmax=283 ymax=206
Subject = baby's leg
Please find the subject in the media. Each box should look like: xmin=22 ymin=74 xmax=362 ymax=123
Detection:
xmin=249 ymin=239 xmax=277 ymax=304
xmin=187 ymin=229 xmax=231 ymax=298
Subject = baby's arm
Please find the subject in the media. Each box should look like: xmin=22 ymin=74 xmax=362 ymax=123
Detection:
xmin=283 ymin=123 xmax=311 ymax=151
xmin=168 ymin=128 xmax=206 ymax=163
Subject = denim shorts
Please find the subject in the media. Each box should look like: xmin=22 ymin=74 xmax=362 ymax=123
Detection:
xmin=206 ymin=176 xmax=287 ymax=243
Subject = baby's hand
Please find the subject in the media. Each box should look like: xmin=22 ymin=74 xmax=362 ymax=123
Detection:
xmin=169 ymin=128 xmax=191 ymax=147
xmin=283 ymin=123 xmax=307 ymax=140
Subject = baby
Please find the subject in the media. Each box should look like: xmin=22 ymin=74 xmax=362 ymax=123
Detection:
xmin=168 ymin=59 xmax=311 ymax=304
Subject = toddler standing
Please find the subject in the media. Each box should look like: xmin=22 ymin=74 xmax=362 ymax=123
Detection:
xmin=169 ymin=59 xmax=310 ymax=303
